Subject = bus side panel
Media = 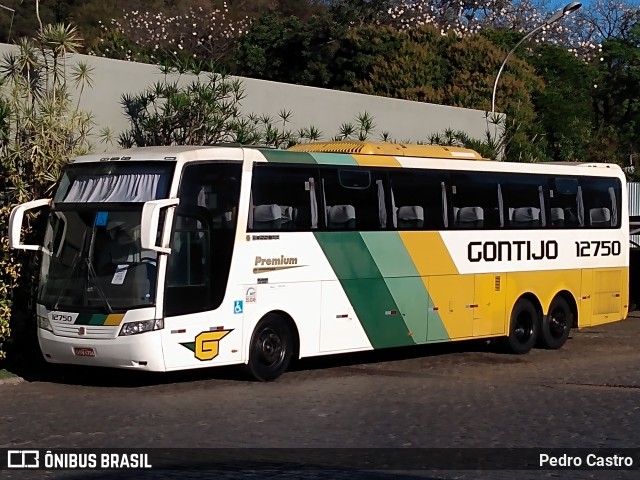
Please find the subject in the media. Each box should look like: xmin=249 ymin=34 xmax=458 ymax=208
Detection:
xmin=589 ymin=267 xmax=627 ymax=326
xmin=242 ymin=281 xmax=322 ymax=358
xmin=504 ymin=269 xmax=583 ymax=320
xmin=161 ymin=304 xmax=244 ymax=371
xmin=314 ymin=232 xmax=415 ymax=349
xmin=473 ymin=273 xmax=506 ymax=337
xmin=319 ymin=280 xmax=372 ymax=353
xmin=426 ymin=275 xmax=474 ymax=339
xmin=580 ymin=269 xmax=594 ymax=327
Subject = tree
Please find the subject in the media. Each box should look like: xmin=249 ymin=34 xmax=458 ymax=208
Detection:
xmin=118 ymin=66 xmax=261 ymax=147
xmin=334 ymin=24 xmax=545 ymax=161
xmin=385 ymin=0 xmax=640 ymax=59
xmin=91 ymin=2 xmax=252 ymax=65
xmin=233 ymin=12 xmax=338 ymax=86
xmin=527 ymin=44 xmax=597 ymax=162
xmin=592 ymin=17 xmax=640 ymax=163
xmin=117 ymin=60 xmax=320 ymax=149
xmin=0 ymin=24 xmax=94 ymax=362
xmin=327 ymin=0 xmax=394 ymax=26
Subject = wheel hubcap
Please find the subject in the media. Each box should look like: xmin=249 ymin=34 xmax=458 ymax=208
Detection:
xmin=514 ymin=311 xmax=534 ymax=343
xmin=549 ymin=308 xmax=567 ymax=339
xmin=257 ymin=327 xmax=284 ymax=366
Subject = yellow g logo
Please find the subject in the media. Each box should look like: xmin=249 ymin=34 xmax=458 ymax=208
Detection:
xmin=194 ymin=330 xmax=232 ymax=361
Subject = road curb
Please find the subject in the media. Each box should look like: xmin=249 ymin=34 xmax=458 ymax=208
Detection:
xmin=0 ymin=376 xmax=25 ymax=386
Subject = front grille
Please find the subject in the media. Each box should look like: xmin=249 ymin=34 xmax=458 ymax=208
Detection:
xmin=52 ymin=323 xmax=119 ymax=339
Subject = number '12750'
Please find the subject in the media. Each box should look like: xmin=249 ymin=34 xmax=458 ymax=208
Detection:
xmin=575 ymin=240 xmax=621 ymax=257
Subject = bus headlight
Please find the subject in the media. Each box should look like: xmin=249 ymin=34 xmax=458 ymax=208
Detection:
xmin=37 ymin=315 xmax=53 ymax=332
xmin=119 ymin=319 xmax=164 ymax=336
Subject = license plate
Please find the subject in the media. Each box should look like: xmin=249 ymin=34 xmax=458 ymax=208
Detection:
xmin=73 ymin=347 xmax=96 ymax=357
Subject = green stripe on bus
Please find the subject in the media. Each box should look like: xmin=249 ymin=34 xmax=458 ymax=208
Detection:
xmin=314 ymin=232 xmax=415 ymax=348
xmin=308 ymin=153 xmax=358 ymax=165
xmin=360 ymin=232 xmax=418 ymax=277
xmin=259 ymin=150 xmax=317 ymax=164
xmin=361 ymin=232 xmax=428 ymax=341
xmin=426 ymin=310 xmax=449 ymax=342
xmin=361 ymin=232 xmax=449 ymax=343
xmin=75 ymin=313 xmax=107 ymax=325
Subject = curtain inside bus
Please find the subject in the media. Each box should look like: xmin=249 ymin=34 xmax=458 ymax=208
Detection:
xmin=55 ymin=164 xmax=172 ymax=203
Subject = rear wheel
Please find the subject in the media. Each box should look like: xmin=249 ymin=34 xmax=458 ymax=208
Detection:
xmin=538 ymin=296 xmax=572 ymax=350
xmin=245 ymin=314 xmax=293 ymax=382
xmin=502 ymin=298 xmax=539 ymax=354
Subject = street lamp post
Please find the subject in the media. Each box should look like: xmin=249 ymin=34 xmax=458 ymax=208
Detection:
xmin=491 ymin=1 xmax=582 ymax=115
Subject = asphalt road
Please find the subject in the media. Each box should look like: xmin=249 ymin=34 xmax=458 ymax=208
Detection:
xmin=2 ymin=313 xmax=640 ymax=480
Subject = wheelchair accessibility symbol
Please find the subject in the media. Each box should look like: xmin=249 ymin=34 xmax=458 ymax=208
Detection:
xmin=233 ymin=300 xmax=244 ymax=314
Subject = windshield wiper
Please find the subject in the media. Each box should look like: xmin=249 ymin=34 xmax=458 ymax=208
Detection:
xmin=53 ymin=252 xmax=80 ymax=311
xmin=85 ymin=258 xmax=113 ymax=314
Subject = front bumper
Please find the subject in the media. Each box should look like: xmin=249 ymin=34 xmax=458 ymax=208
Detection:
xmin=38 ymin=328 xmax=166 ymax=371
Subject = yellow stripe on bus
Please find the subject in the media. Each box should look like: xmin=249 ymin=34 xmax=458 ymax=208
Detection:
xmin=104 ymin=314 xmax=125 ymax=326
xmin=352 ymin=154 xmax=401 ymax=168
xmin=399 ymin=232 xmax=459 ymax=276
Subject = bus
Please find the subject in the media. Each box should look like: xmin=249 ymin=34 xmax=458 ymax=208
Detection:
xmin=9 ymin=141 xmax=629 ymax=381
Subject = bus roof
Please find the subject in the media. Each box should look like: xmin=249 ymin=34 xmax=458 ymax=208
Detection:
xmin=69 ymin=145 xmax=245 ymax=164
xmin=288 ymin=141 xmax=485 ymax=160
xmin=67 ymin=143 xmax=623 ymax=179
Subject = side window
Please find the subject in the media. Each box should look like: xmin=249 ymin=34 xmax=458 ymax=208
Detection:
xmin=178 ymin=163 xmax=242 ymax=230
xmin=388 ymin=169 xmax=448 ymax=230
xmin=580 ymin=177 xmax=621 ymax=228
xmin=321 ymin=168 xmax=387 ymax=231
xmin=249 ymin=166 xmax=319 ymax=231
xmin=549 ymin=177 xmax=581 ymax=228
xmin=501 ymin=174 xmax=547 ymax=229
xmin=450 ymin=172 xmax=501 ymax=229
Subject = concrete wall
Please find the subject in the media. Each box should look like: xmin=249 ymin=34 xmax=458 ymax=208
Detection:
xmin=0 ymin=44 xmax=500 ymax=153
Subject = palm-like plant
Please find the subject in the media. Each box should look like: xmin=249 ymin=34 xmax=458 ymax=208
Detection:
xmin=0 ymin=23 xmax=95 ymax=361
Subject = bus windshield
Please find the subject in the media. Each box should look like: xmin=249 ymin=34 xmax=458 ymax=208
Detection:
xmin=38 ymin=207 xmax=159 ymax=312
xmin=38 ymin=162 xmax=174 ymax=312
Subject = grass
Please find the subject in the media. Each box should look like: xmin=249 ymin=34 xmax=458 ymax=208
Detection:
xmin=0 ymin=368 xmax=16 ymax=379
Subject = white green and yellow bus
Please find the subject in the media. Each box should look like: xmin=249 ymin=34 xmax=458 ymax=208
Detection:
xmin=9 ymin=142 xmax=629 ymax=380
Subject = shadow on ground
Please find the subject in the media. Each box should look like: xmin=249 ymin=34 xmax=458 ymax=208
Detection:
xmin=2 ymin=335 xmax=497 ymax=389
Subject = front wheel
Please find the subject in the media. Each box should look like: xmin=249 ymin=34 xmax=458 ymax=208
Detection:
xmin=244 ymin=314 xmax=293 ymax=381
xmin=501 ymin=298 xmax=539 ymax=354
xmin=538 ymin=296 xmax=572 ymax=350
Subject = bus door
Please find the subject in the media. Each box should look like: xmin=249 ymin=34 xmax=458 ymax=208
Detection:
xmin=162 ymin=208 xmax=243 ymax=370
xmin=158 ymin=162 xmax=244 ymax=370
xmin=160 ymin=210 xmax=243 ymax=369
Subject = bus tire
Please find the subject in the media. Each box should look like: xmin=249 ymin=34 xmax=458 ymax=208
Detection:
xmin=502 ymin=298 xmax=538 ymax=354
xmin=245 ymin=314 xmax=293 ymax=381
xmin=538 ymin=296 xmax=572 ymax=350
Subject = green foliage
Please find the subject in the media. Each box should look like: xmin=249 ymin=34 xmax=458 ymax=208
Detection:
xmin=428 ymin=125 xmax=502 ymax=161
xmin=233 ymin=12 xmax=337 ymax=86
xmin=527 ymin=44 xmax=597 ymax=162
xmin=118 ymin=60 xmax=320 ymax=149
xmin=0 ymin=24 xmax=94 ymax=360
xmin=333 ymin=24 xmax=545 ymax=162
xmin=327 ymin=0 xmax=394 ymax=26
xmin=332 ymin=25 xmax=418 ymax=93
xmin=119 ymin=71 xmax=251 ymax=147
xmin=333 ymin=112 xmax=377 ymax=141
xmin=88 ymin=29 xmax=154 ymax=64
xmin=592 ymin=18 xmax=640 ymax=164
